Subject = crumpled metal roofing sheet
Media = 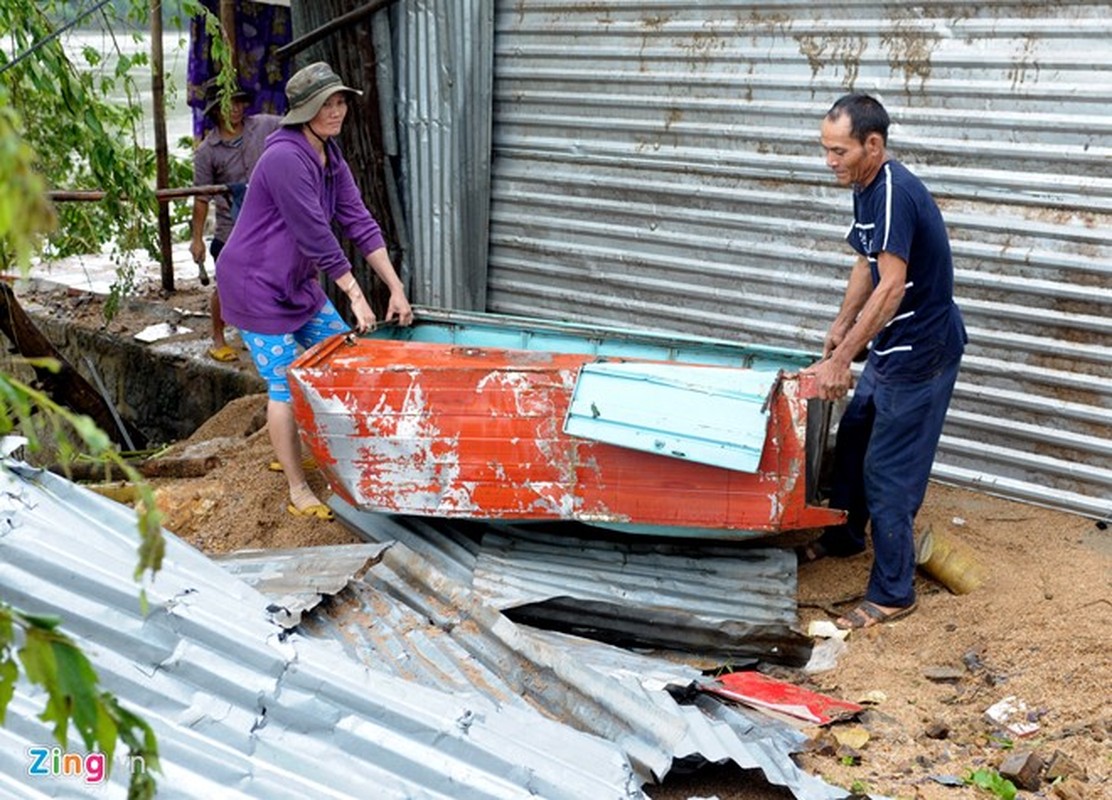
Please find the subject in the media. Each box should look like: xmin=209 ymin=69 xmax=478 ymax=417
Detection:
xmin=331 ymin=499 xmax=811 ymax=664
xmin=673 ymin=694 xmax=869 ymax=800
xmin=472 ymin=528 xmax=810 ymax=665
xmin=301 ymin=539 xmax=687 ymax=781
xmin=0 ymin=463 xmax=643 ymax=799
xmin=213 ymin=542 xmax=390 ymax=627
xmin=222 ymin=538 xmax=854 ymax=800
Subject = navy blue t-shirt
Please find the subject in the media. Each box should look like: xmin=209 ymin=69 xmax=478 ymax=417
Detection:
xmin=849 ymin=159 xmax=967 ymax=381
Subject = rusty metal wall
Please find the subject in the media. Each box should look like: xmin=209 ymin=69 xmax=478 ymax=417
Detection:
xmin=485 ymin=1 xmax=1112 ymax=519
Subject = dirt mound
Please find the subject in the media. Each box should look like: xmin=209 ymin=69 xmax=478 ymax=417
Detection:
xmin=149 ymin=393 xmax=360 ymax=553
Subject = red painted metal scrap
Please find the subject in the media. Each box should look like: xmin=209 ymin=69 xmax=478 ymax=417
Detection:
xmin=701 ymin=671 xmax=863 ymax=725
xmin=289 ymin=335 xmax=845 ymax=534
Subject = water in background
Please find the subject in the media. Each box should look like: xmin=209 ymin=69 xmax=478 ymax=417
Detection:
xmin=60 ymin=29 xmax=195 ymax=157
xmin=17 ymin=29 xmax=203 ymax=286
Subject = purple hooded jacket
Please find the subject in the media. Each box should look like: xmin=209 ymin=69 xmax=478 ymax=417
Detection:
xmin=215 ymin=127 xmax=386 ymax=334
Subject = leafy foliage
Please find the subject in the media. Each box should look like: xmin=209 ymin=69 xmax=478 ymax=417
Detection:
xmin=181 ymin=0 xmax=236 ymax=119
xmin=0 ymin=370 xmax=165 ymax=579
xmin=1 ymin=14 xmax=166 ymax=795
xmin=0 ymin=0 xmax=193 ymax=314
xmin=966 ymin=768 xmax=1018 ymax=800
xmin=0 ymin=607 xmax=160 ymax=798
xmin=0 ymin=323 xmax=164 ymax=799
xmin=0 ymin=103 xmax=56 ymax=266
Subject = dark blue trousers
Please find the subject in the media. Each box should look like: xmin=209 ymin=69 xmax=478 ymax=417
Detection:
xmin=818 ymin=356 xmax=961 ymax=607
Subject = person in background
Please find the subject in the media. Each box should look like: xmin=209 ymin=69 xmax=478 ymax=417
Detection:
xmin=800 ymin=93 xmax=967 ymax=630
xmin=190 ymin=80 xmax=282 ymax=362
xmin=216 ymin=62 xmax=413 ymax=521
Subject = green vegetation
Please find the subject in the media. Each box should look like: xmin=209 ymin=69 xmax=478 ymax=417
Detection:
xmin=0 ymin=96 xmax=165 ymax=794
xmin=966 ymin=767 xmax=1018 ymax=800
xmin=0 ymin=2 xmax=190 ymax=794
xmin=1 ymin=0 xmax=194 ymax=315
xmin=0 ymin=607 xmax=160 ymax=797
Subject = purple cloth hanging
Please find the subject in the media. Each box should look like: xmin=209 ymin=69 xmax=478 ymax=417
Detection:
xmin=187 ymin=0 xmax=293 ymax=140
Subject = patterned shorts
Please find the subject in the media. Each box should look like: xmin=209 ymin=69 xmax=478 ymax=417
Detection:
xmin=241 ymin=300 xmax=348 ymax=402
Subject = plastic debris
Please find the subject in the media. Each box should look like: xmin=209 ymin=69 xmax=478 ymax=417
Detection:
xmin=984 ymin=695 xmax=1040 ymax=737
xmin=807 ymin=619 xmax=850 ymax=640
xmin=134 ymin=322 xmax=192 ymax=343
xmin=929 ymin=774 xmax=967 ymax=787
xmin=802 ymin=636 xmax=847 ymax=673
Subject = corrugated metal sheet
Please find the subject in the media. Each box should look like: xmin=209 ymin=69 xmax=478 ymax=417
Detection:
xmin=254 ymin=541 xmax=689 ymax=781
xmin=393 ymin=0 xmax=494 ymax=309
xmin=331 ymin=498 xmax=810 ymax=664
xmin=472 ymin=529 xmax=810 ymax=664
xmin=0 ymin=464 xmax=644 ymax=799
xmin=219 ymin=523 xmax=854 ymax=799
xmin=485 ymin=1 xmax=1112 ymax=519
xmin=212 ymin=543 xmax=389 ymax=627
xmin=673 ymin=694 xmax=862 ymax=800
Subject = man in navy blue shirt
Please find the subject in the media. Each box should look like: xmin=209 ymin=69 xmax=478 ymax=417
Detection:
xmin=802 ymin=94 xmax=967 ymax=630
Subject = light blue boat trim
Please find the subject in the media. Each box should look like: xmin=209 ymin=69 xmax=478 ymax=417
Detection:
xmin=563 ymin=361 xmax=779 ymax=473
xmin=370 ymin=306 xmax=818 ymax=371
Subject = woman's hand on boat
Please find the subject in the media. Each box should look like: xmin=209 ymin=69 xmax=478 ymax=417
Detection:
xmin=350 ymin=294 xmax=376 ymax=333
xmin=384 ymin=291 xmax=414 ymax=326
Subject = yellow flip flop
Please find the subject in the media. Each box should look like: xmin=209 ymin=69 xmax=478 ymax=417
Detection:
xmin=208 ymin=345 xmax=238 ymax=362
xmin=286 ymin=502 xmax=334 ymax=521
xmin=268 ymin=457 xmax=318 ymax=472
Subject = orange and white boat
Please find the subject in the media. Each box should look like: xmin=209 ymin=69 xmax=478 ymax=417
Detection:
xmin=289 ymin=308 xmax=845 ymax=539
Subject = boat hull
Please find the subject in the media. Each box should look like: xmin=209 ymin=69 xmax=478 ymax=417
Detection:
xmin=289 ymin=310 xmax=845 ymax=537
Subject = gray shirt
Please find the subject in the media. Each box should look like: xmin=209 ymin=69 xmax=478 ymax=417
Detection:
xmin=192 ymin=114 xmax=283 ymax=242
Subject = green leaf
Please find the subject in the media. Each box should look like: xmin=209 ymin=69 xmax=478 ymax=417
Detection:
xmin=52 ymin=640 xmax=102 ymax=750
xmin=0 ymin=607 xmax=15 ymax=646
xmin=0 ymin=657 xmax=18 ymax=725
xmin=94 ymin=699 xmax=119 ymax=769
xmin=83 ymin=107 xmax=105 ymax=139
xmin=19 ymin=611 xmax=62 ymax=630
xmin=18 ymin=628 xmax=65 ymax=746
xmin=966 ymin=768 xmax=1018 ymax=800
xmin=70 ymin=413 xmax=112 ymax=454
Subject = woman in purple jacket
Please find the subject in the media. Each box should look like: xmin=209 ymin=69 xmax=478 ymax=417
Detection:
xmin=217 ymin=62 xmax=413 ymax=521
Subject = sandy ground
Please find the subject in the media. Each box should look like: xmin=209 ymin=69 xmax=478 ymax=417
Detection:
xmin=22 ymin=278 xmax=1111 ymax=800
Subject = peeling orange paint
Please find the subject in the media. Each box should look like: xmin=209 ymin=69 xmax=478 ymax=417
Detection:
xmin=290 ymin=335 xmax=845 ymax=536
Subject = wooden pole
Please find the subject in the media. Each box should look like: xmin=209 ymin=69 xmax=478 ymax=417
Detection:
xmin=219 ymin=0 xmax=237 ymax=59
xmin=149 ymin=0 xmax=174 ymax=292
xmin=47 ymin=185 xmax=233 ymax=203
xmin=275 ymin=0 xmax=398 ymax=62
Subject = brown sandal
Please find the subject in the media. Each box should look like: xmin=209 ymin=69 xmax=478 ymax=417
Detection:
xmin=835 ymin=601 xmax=917 ymax=631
